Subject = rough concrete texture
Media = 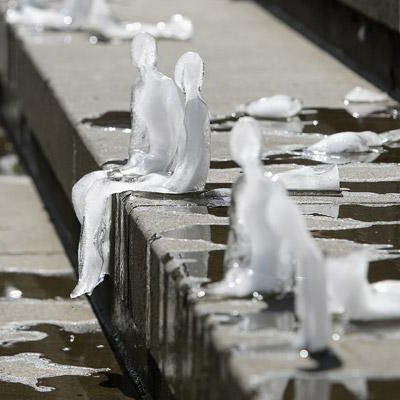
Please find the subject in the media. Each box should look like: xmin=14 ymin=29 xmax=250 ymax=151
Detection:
xmin=0 ymin=0 xmax=383 ymax=197
xmin=2 ymin=0 xmax=400 ymax=399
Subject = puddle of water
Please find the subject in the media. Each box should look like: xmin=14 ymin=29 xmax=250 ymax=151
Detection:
xmin=0 ymin=273 xmax=74 ymax=299
xmin=313 ymin=224 xmax=400 ymax=251
xmin=343 ymin=181 xmax=400 ymax=194
xmin=338 ymin=205 xmax=400 ymax=222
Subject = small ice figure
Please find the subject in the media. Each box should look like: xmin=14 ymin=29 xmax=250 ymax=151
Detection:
xmin=344 ymin=86 xmax=389 ymax=104
xmin=237 ymin=95 xmax=303 ymax=119
xmin=207 ymin=117 xmax=294 ymax=297
xmin=7 ymin=0 xmax=193 ymax=41
xmin=208 ymin=117 xmax=331 ymax=352
xmin=110 ymin=33 xmax=184 ymax=178
xmin=71 ymin=49 xmax=210 ymax=298
xmin=328 ymin=252 xmax=400 ymax=320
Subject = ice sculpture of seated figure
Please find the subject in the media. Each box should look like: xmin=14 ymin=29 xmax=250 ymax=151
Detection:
xmin=109 ymin=33 xmax=184 ymax=178
xmin=7 ymin=0 xmax=193 ymax=41
xmin=71 ymin=51 xmax=210 ymax=298
xmin=328 ymin=252 xmax=400 ymax=320
xmin=207 ymin=117 xmax=331 ymax=352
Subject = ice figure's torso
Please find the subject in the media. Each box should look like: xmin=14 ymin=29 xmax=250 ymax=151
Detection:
xmin=128 ymin=68 xmax=184 ymax=175
xmin=164 ymin=94 xmax=210 ymax=192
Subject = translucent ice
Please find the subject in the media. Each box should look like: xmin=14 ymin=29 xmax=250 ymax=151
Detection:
xmin=237 ymin=95 xmax=303 ymax=119
xmin=327 ymin=252 xmax=400 ymax=320
xmin=110 ymin=33 xmax=184 ymax=177
xmin=207 ymin=118 xmax=331 ymax=352
xmin=7 ymin=0 xmax=193 ymax=41
xmin=276 ymin=165 xmax=340 ymax=192
xmin=71 ymin=50 xmax=210 ymax=298
xmin=307 ymin=131 xmax=382 ymax=154
xmin=207 ymin=117 xmax=294 ymax=297
xmin=344 ymin=86 xmax=389 ymax=103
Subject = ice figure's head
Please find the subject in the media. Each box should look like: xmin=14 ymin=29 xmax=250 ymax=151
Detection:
xmin=174 ymin=51 xmax=204 ymax=96
xmin=230 ymin=117 xmax=263 ymax=170
xmin=132 ymin=33 xmax=157 ymax=72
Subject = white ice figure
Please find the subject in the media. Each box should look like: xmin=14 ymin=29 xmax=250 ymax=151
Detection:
xmin=327 ymin=252 xmax=400 ymax=320
xmin=110 ymin=33 xmax=185 ymax=178
xmin=207 ymin=117 xmax=294 ymax=297
xmin=237 ymin=95 xmax=303 ymax=119
xmin=207 ymin=118 xmax=330 ymax=352
xmin=344 ymin=86 xmax=389 ymax=103
xmin=7 ymin=0 xmax=193 ymax=41
xmin=276 ymin=165 xmax=340 ymax=192
xmin=71 ymin=51 xmax=210 ymax=298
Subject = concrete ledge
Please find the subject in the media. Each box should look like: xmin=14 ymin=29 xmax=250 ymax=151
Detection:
xmin=2 ymin=0 xmax=400 ymax=399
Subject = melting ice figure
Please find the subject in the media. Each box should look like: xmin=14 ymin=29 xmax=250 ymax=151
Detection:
xmin=7 ymin=0 xmax=193 ymax=41
xmin=237 ymin=94 xmax=303 ymax=119
xmin=207 ymin=118 xmax=331 ymax=352
xmin=303 ymin=129 xmax=400 ymax=164
xmin=328 ymin=252 xmax=400 ymax=321
xmin=71 ymin=42 xmax=210 ymax=298
xmin=110 ymin=33 xmax=184 ymax=178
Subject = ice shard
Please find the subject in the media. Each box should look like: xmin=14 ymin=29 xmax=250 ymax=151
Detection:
xmin=7 ymin=0 xmax=193 ymax=41
xmin=344 ymin=86 xmax=389 ymax=103
xmin=237 ymin=94 xmax=303 ymax=119
xmin=327 ymin=252 xmax=400 ymax=320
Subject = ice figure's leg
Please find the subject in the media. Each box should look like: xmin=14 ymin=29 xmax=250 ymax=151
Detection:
xmin=72 ymin=170 xmax=106 ymax=224
xmin=71 ymin=177 xmax=136 ymax=298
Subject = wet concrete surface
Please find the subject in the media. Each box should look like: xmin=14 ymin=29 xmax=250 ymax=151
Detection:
xmin=0 ymin=126 xmax=138 ymax=399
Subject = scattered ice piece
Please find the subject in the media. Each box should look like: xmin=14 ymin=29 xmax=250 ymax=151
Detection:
xmin=380 ymin=129 xmax=400 ymax=145
xmin=327 ymin=251 xmax=400 ymax=320
xmin=307 ymin=131 xmax=382 ymax=154
xmin=277 ymin=165 xmax=340 ymax=192
xmin=0 ymin=353 xmax=108 ymax=392
xmin=71 ymin=48 xmax=210 ymax=297
xmin=345 ymin=102 xmax=388 ymax=118
xmin=7 ymin=1 xmax=193 ymax=41
xmin=237 ymin=95 xmax=303 ymax=119
xmin=344 ymin=86 xmax=389 ymax=103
